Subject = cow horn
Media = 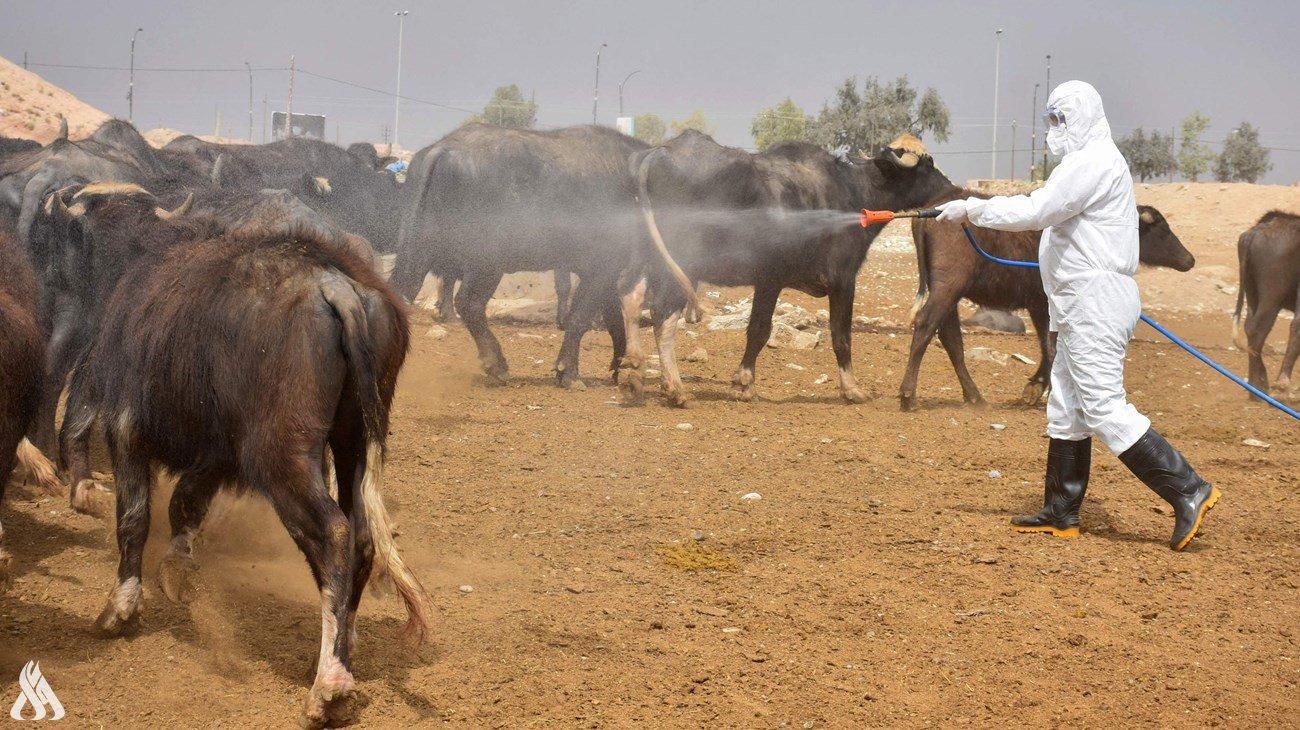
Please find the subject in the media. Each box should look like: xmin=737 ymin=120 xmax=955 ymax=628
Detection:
xmin=313 ymin=176 xmax=332 ymax=195
xmin=210 ymin=153 xmax=226 ymax=187
xmin=155 ymin=192 xmax=195 ymax=220
xmin=897 ymin=151 xmax=920 ymax=169
xmin=57 ymin=117 xmax=68 ymax=141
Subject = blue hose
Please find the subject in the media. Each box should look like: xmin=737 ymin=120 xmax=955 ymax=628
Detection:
xmin=959 ymin=223 xmax=1300 ymax=421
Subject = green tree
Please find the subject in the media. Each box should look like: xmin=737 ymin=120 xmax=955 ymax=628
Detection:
xmin=1177 ymin=111 xmax=1214 ymax=182
xmin=750 ymin=97 xmax=812 ymax=151
xmin=1214 ymin=122 xmax=1272 ymax=183
xmin=633 ymin=113 xmax=666 ymax=145
xmin=670 ymin=110 xmax=714 ymax=137
xmin=464 ymin=84 xmax=537 ymax=128
xmin=807 ymin=76 xmax=950 ymax=155
xmin=1117 ymin=127 xmax=1177 ymax=182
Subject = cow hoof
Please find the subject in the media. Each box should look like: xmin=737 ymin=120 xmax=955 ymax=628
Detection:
xmin=302 ymin=680 xmax=365 ymax=729
xmin=729 ymin=385 xmax=756 ymax=402
xmin=71 ymin=479 xmax=114 ymax=519
xmin=899 ymin=395 xmax=918 ymax=412
xmin=841 ymin=387 xmax=871 ymax=404
xmin=157 ymin=552 xmax=199 ymax=604
xmin=967 ymin=397 xmax=990 ymax=410
xmin=483 ymin=367 xmax=510 ymax=385
xmin=94 ymin=599 xmax=142 ymax=638
xmin=664 ymin=390 xmax=692 ymax=408
xmin=558 ymin=372 xmax=587 ymax=391
xmin=1020 ymin=381 xmax=1047 ymax=406
xmin=0 ymin=550 xmax=11 ymax=593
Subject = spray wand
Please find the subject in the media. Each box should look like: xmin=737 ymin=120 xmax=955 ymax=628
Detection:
xmin=859 ymin=208 xmax=940 ymax=227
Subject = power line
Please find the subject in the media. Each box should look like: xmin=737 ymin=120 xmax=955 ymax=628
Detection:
xmin=28 ymin=62 xmax=287 ymax=72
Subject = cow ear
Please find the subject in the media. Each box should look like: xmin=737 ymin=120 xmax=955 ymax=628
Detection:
xmin=1139 ymin=209 xmax=1155 ymax=225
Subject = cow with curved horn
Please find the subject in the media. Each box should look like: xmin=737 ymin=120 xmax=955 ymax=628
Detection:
xmin=620 ymin=132 xmax=954 ymax=407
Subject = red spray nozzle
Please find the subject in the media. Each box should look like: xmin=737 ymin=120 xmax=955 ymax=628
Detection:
xmin=860 ymin=208 xmax=942 ymax=228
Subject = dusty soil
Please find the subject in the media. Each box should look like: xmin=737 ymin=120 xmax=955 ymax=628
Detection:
xmin=3 ymin=184 xmax=1300 ymax=728
xmin=0 ymin=55 xmax=109 ymax=142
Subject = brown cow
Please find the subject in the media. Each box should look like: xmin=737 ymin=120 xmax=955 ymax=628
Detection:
xmin=1233 ymin=210 xmax=1300 ymax=399
xmin=901 ymin=193 xmax=1195 ymax=410
xmin=0 ymin=229 xmax=60 ymax=590
xmin=51 ymin=185 xmax=428 ymax=728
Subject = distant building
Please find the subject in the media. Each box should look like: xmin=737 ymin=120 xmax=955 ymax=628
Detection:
xmin=271 ymin=112 xmax=326 ymax=141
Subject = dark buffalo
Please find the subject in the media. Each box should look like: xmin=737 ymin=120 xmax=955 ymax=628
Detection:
xmin=51 ymin=185 xmax=428 ymax=728
xmin=0 ymin=229 xmax=61 ymax=590
xmin=391 ymin=123 xmax=648 ymax=389
xmin=1233 ymin=210 xmax=1300 ymax=399
xmin=622 ymin=132 xmax=954 ymax=406
xmin=901 ymin=197 xmax=1195 ymax=410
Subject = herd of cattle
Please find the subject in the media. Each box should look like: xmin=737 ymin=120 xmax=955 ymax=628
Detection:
xmin=0 ymin=117 xmax=1296 ymax=727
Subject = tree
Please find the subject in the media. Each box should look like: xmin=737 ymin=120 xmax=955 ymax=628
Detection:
xmin=1117 ymin=127 xmax=1177 ymax=182
xmin=1214 ymin=122 xmax=1272 ymax=183
xmin=670 ymin=110 xmax=714 ymax=137
xmin=464 ymin=84 xmax=537 ymax=128
xmin=750 ymin=97 xmax=811 ymax=151
xmin=633 ymin=113 xmax=666 ymax=145
xmin=1177 ymin=111 xmax=1214 ymax=182
xmin=807 ymin=76 xmax=950 ymax=155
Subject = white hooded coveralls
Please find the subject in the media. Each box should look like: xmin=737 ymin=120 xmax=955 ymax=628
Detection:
xmin=963 ymin=81 xmax=1150 ymax=455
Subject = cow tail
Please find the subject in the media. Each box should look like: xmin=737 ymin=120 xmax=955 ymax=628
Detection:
xmin=321 ymin=279 xmax=430 ymax=648
xmin=16 ymin=438 xmax=61 ymax=497
xmin=635 ymin=150 xmax=700 ymax=321
xmin=908 ymin=217 xmax=930 ymax=325
xmin=1233 ymin=232 xmax=1251 ymax=354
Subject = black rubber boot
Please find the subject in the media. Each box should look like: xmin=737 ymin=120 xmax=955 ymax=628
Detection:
xmin=1011 ymin=437 xmax=1091 ymax=538
xmin=1119 ymin=428 xmax=1221 ymax=551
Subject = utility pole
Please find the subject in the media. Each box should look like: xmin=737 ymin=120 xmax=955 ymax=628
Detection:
xmin=1169 ymin=124 xmax=1175 ymax=182
xmin=1042 ymin=54 xmax=1051 ymax=177
xmin=991 ymin=28 xmax=1003 ymax=179
xmin=592 ymin=43 xmax=607 ymax=125
xmin=245 ymin=62 xmax=254 ymax=142
xmin=1010 ymin=120 xmax=1017 ymax=181
xmin=393 ymin=10 xmax=409 ymax=155
xmin=214 ymin=106 xmax=221 ymax=137
xmin=262 ymin=94 xmax=268 ymax=144
xmin=1030 ymin=84 xmax=1039 ymax=180
xmin=285 ymin=55 xmax=295 ymax=140
xmin=128 ymin=27 xmax=143 ymax=124
xmin=619 ymin=69 xmax=642 ymax=117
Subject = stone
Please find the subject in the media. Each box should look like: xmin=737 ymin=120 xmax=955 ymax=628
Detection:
xmin=425 ymin=325 xmax=448 ymax=340
xmin=740 ymin=492 xmax=762 ymax=502
xmin=684 ymin=347 xmax=709 ymax=363
xmin=675 ymin=423 xmax=695 ymax=432
xmin=962 ymin=307 xmax=1026 ymax=334
xmin=458 ymin=584 xmax=474 ymax=593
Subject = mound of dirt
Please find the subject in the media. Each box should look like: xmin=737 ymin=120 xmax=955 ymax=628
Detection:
xmin=0 ymin=54 xmax=110 ymax=141
xmin=142 ymin=127 xmax=253 ymax=148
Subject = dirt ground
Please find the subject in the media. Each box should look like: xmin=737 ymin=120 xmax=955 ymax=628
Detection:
xmin=3 ymin=183 xmax=1300 ymax=728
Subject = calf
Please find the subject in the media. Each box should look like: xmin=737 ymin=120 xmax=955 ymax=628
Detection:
xmin=901 ymin=196 xmax=1194 ymax=410
xmin=51 ymin=186 xmax=429 ymax=728
xmin=0 ymin=230 xmax=60 ymax=590
xmin=1233 ymin=210 xmax=1300 ymax=398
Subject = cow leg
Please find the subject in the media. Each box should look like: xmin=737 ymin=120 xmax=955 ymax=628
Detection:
xmin=554 ymin=270 xmax=573 ymax=330
xmin=30 ymin=309 xmax=82 ymax=453
xmin=601 ymin=286 xmax=628 ymax=382
xmin=60 ymin=361 xmax=112 ymax=518
xmin=436 ymin=277 xmax=458 ymax=323
xmin=654 ymin=307 xmax=689 ymax=407
xmin=94 ymin=438 xmax=150 ymax=637
xmin=899 ymin=297 xmax=945 ymax=412
xmin=1245 ymin=297 xmax=1283 ymax=395
xmin=1274 ymin=294 xmax=1300 ymax=400
xmin=329 ymin=427 xmax=372 ymax=653
xmin=936 ymin=310 xmax=987 ymax=408
xmin=1021 ymin=305 xmax=1054 ymax=405
xmin=617 ymin=276 xmax=649 ymax=404
xmin=456 ymin=270 xmax=509 ymax=383
xmin=0 ymin=420 xmax=19 ymax=592
xmin=554 ymin=276 xmax=605 ymax=391
xmin=730 ymin=283 xmax=780 ymax=402
xmin=157 ymin=473 xmax=221 ymax=605
xmin=263 ymin=453 xmax=360 ymax=729
xmin=828 ymin=279 xmax=868 ymax=403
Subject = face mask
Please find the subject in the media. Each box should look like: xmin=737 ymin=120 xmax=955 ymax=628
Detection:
xmin=1047 ymin=125 xmax=1068 ymax=156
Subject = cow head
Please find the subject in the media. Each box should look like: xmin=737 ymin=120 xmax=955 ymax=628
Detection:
xmin=294 ymin=167 xmax=399 ymax=254
xmin=861 ymin=135 xmax=955 ymax=213
xmin=1137 ymin=205 xmax=1195 ymax=272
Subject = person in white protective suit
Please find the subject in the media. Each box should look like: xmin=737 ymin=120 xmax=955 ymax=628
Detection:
xmin=935 ymin=81 xmax=1220 ymax=551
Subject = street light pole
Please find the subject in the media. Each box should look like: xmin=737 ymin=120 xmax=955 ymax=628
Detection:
xmin=1030 ymin=83 xmax=1039 ymax=179
xmin=991 ymin=28 xmax=1003 ymax=179
xmin=1042 ymin=54 xmax=1051 ymax=177
xmin=245 ymin=61 xmax=254 ymax=142
xmin=393 ymin=10 xmax=409 ymax=154
xmin=128 ymin=27 xmax=143 ymax=125
xmin=618 ymin=70 xmax=642 ymax=117
xmin=592 ymin=43 xmax=607 ymax=125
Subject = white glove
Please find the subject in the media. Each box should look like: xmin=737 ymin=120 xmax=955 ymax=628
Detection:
xmin=936 ymin=199 xmax=969 ymax=224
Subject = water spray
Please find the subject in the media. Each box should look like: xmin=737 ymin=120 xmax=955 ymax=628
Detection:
xmin=856 ymin=209 xmax=1300 ymax=422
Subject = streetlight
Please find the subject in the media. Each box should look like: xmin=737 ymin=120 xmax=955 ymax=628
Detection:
xmin=991 ymin=28 xmax=1003 ymax=179
xmin=128 ymin=27 xmax=143 ymax=125
xmin=618 ymin=70 xmax=642 ymax=117
xmin=1042 ymin=54 xmax=1051 ymax=177
xmin=1030 ymin=83 xmax=1039 ymax=179
xmin=244 ymin=61 xmax=253 ymax=142
xmin=592 ymin=43 xmax=607 ymax=125
xmin=393 ymin=10 xmax=410 ymax=154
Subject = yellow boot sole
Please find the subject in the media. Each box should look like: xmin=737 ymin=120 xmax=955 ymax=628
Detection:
xmin=1172 ymin=486 xmax=1221 ymax=552
xmin=1011 ymin=524 xmax=1080 ymax=538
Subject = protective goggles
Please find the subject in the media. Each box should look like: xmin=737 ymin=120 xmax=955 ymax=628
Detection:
xmin=1044 ymin=107 xmax=1066 ymax=128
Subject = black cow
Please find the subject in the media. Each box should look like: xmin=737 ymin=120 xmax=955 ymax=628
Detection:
xmin=390 ymin=123 xmax=649 ymax=389
xmin=50 ymin=185 xmax=428 ymax=728
xmin=622 ymin=131 xmax=954 ymax=406
xmin=1233 ymin=210 xmax=1300 ymax=399
xmin=901 ymin=196 xmax=1195 ymax=410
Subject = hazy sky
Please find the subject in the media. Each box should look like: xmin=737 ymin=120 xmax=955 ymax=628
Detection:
xmin=4 ymin=1 xmax=1298 ymax=184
